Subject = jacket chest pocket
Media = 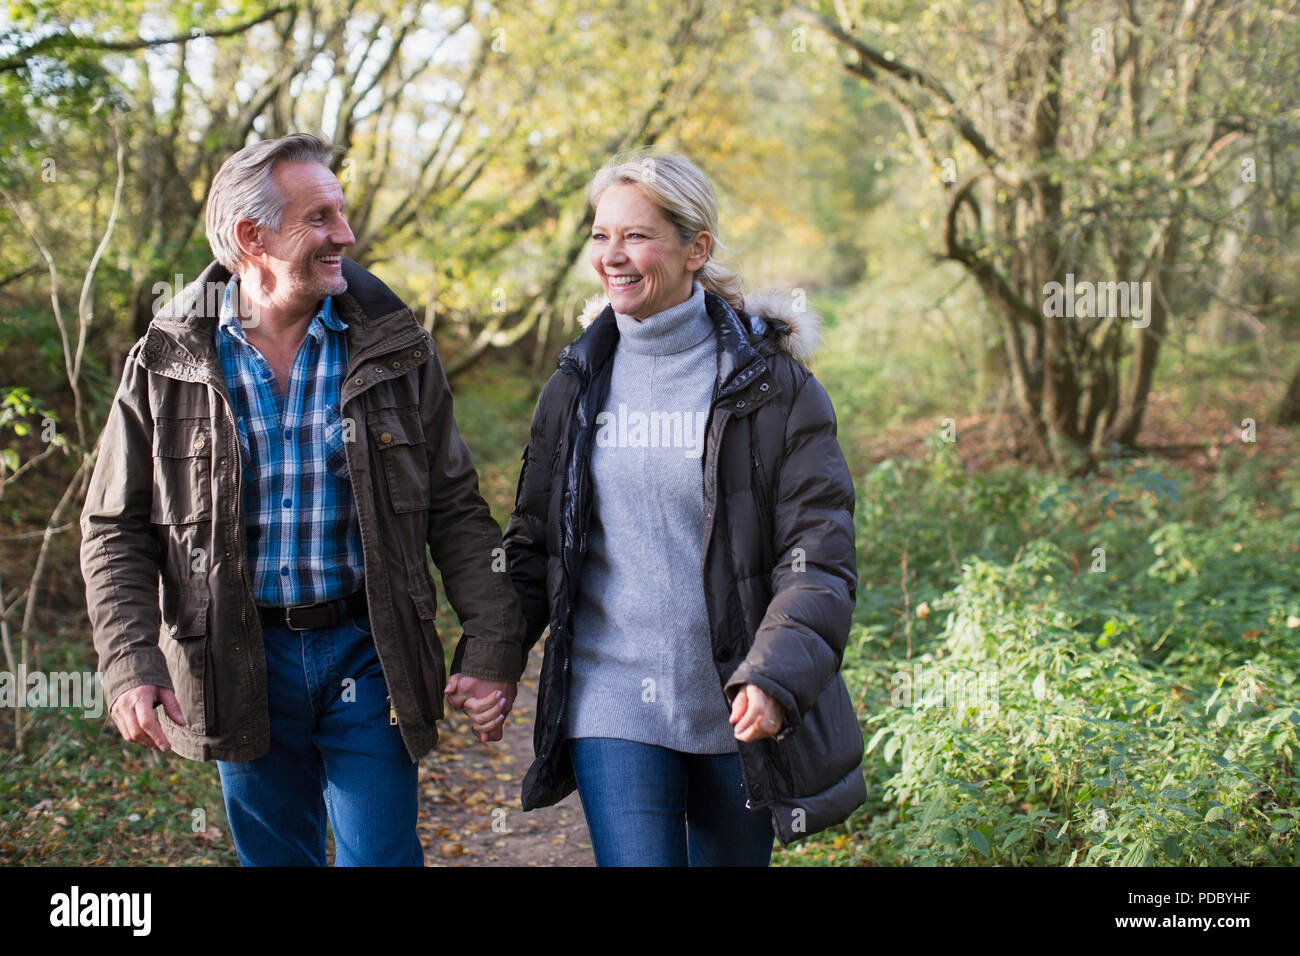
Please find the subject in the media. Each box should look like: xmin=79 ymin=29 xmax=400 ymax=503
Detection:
xmin=151 ymin=418 xmax=213 ymax=525
xmin=369 ymin=407 xmax=428 ymax=513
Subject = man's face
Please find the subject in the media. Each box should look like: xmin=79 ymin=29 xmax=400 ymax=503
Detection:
xmin=253 ymin=160 xmax=354 ymax=302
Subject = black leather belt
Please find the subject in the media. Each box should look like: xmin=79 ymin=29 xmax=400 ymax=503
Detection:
xmin=257 ymin=589 xmax=368 ymax=632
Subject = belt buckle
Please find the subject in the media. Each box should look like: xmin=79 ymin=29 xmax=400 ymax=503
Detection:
xmin=283 ymin=604 xmax=314 ymax=631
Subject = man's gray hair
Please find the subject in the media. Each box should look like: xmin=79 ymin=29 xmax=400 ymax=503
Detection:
xmin=204 ymin=133 xmax=337 ymax=272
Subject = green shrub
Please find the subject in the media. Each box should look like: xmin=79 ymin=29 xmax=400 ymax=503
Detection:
xmin=777 ymin=444 xmax=1300 ymax=866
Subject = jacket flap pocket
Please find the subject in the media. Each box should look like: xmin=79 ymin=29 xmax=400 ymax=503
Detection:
xmin=407 ymin=574 xmax=438 ymax=621
xmin=155 ymin=419 xmax=212 ymax=458
xmin=368 ymin=407 xmax=424 ymax=449
xmin=151 ymin=420 xmax=213 ymax=524
xmin=371 ymin=408 xmax=429 ymax=514
xmin=181 ymin=585 xmax=211 ymax=637
xmin=161 ymin=575 xmax=211 ymax=638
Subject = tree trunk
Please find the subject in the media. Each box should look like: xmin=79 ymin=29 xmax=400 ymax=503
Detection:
xmin=1107 ymin=211 xmax=1184 ymax=447
xmin=1275 ymin=361 xmax=1300 ymax=426
xmin=131 ymin=281 xmax=155 ymax=341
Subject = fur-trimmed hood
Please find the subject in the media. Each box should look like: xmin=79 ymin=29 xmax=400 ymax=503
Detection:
xmin=576 ymin=288 xmax=823 ymax=366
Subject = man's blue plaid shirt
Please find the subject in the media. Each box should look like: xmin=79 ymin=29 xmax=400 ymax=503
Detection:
xmin=217 ymin=277 xmax=365 ymax=607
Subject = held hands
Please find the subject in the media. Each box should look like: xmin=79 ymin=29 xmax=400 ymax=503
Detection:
xmin=729 ymin=683 xmax=786 ymax=743
xmin=110 ymin=684 xmax=186 ymax=751
xmin=445 ymin=677 xmax=774 ymax=743
xmin=445 ymin=674 xmax=517 ymax=743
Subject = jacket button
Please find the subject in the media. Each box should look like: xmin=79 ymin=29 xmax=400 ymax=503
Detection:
xmin=354 ymin=377 xmax=364 ymax=387
xmin=714 ymin=645 xmax=732 ymax=662
xmin=169 ymin=624 xmax=178 ymax=635
xmin=760 ymin=382 xmax=769 ymax=392
xmin=413 ymin=350 xmax=423 ymax=359
xmin=391 ymin=361 xmax=402 ymax=370
xmin=194 ymin=435 xmax=206 ymax=451
xmin=380 ymin=432 xmax=393 ymax=444
xmin=736 ymin=400 xmax=746 ymax=409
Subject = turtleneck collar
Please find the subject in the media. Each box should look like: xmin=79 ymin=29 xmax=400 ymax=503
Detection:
xmin=614 ymin=283 xmax=712 ymax=356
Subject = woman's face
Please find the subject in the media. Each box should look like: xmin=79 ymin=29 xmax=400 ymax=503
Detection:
xmin=589 ymin=184 xmax=710 ymax=320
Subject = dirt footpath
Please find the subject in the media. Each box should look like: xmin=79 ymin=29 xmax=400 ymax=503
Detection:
xmin=417 ymin=647 xmax=594 ymax=867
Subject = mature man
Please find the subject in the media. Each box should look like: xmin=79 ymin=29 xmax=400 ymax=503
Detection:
xmin=80 ymin=133 xmax=524 ymax=866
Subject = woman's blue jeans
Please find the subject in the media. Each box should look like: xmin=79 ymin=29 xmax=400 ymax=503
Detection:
xmin=568 ymin=737 xmax=775 ymax=866
xmin=216 ymin=614 xmax=423 ymax=867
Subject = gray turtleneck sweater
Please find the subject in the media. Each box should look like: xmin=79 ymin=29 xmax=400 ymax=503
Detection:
xmin=566 ymin=283 xmax=737 ymax=753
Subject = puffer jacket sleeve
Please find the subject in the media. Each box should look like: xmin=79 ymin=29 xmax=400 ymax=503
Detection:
xmin=724 ymin=370 xmax=857 ymax=733
xmin=80 ymin=339 xmax=170 ymax=714
xmin=419 ymin=334 xmax=527 ymax=683
xmin=503 ymin=373 xmax=563 ymax=653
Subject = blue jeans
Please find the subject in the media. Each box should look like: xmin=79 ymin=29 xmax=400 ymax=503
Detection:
xmin=568 ymin=737 xmax=774 ymax=866
xmin=216 ymin=614 xmax=423 ymax=867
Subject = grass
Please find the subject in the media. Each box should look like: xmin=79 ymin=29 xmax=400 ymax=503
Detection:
xmin=0 ymin=702 xmax=236 ymax=866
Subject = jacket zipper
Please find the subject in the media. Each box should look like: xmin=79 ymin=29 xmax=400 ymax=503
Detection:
xmin=338 ymin=324 xmax=438 ymax=731
xmin=752 ymin=448 xmax=774 ymax=565
xmin=213 ymin=380 xmax=260 ymax=733
xmin=701 ymin=409 xmax=727 ymax=557
xmin=553 ymin=656 xmax=570 ymax=747
xmin=338 ymin=362 xmax=411 ymax=729
xmin=549 ymin=387 xmax=584 ymax=751
xmin=702 ymin=395 xmax=773 ymax=809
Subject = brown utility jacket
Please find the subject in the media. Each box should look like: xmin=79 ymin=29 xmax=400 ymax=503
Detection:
xmin=80 ymin=258 xmax=526 ymax=762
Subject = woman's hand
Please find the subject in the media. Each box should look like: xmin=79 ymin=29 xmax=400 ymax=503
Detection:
xmin=729 ymin=683 xmax=786 ymax=742
xmin=445 ymin=674 xmax=517 ymax=743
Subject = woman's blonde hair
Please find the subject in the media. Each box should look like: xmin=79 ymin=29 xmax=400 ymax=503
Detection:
xmin=588 ymin=151 xmax=744 ymax=311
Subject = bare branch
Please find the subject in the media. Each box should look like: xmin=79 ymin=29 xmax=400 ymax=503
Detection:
xmin=0 ymin=6 xmax=293 ymax=73
xmin=0 ymin=265 xmax=41 ymax=290
xmin=794 ymin=3 xmax=1002 ymax=163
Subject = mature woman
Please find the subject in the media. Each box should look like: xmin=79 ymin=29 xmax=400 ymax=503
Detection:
xmin=500 ymin=152 xmax=865 ymax=866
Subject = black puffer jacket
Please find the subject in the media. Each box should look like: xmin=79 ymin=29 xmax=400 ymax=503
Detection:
xmin=505 ymin=289 xmax=865 ymax=844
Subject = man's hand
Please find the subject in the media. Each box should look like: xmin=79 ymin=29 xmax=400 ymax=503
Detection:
xmin=729 ymin=684 xmax=786 ymax=743
xmin=444 ymin=674 xmax=517 ymax=743
xmin=110 ymin=684 xmax=186 ymax=752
